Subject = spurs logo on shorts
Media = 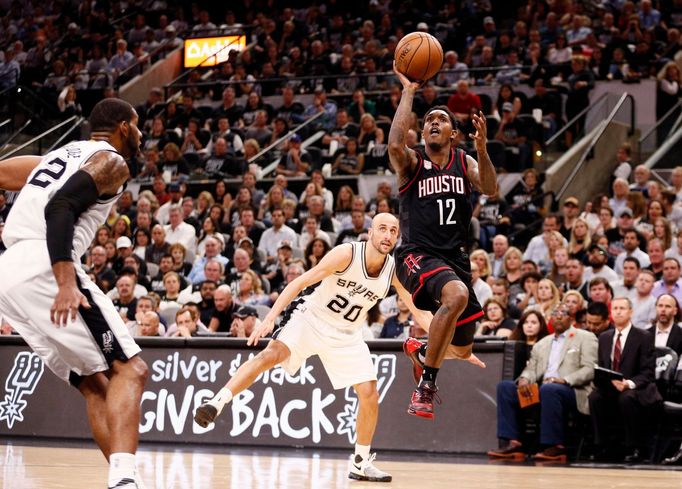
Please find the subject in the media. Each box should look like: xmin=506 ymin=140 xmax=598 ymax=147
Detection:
xmin=0 ymin=352 xmax=45 ymax=429
xmin=403 ymin=253 xmax=423 ymax=275
xmin=102 ymin=331 xmax=114 ymax=354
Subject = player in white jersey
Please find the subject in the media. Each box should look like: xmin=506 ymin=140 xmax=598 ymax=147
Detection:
xmin=194 ymin=213 xmax=431 ymax=482
xmin=0 ymin=98 xmax=148 ymax=489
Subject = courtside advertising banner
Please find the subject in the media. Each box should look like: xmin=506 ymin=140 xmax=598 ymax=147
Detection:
xmin=0 ymin=340 xmax=504 ymax=452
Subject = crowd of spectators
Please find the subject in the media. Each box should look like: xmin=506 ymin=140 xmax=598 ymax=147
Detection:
xmin=3 ymin=0 xmax=682 ymax=464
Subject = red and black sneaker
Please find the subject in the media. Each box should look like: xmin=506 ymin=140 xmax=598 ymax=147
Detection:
xmin=403 ymin=337 xmax=425 ymax=385
xmin=407 ymin=381 xmax=440 ymax=420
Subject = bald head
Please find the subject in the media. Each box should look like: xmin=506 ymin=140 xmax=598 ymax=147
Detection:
xmin=138 ymin=311 xmax=160 ymax=336
xmin=369 ymin=213 xmax=399 ymax=254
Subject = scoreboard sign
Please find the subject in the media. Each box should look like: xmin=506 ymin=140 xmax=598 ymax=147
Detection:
xmin=183 ymin=35 xmax=246 ymax=68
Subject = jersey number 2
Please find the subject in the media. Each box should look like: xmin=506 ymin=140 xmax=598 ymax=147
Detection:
xmin=437 ymin=198 xmax=457 ymax=225
xmin=28 ymin=157 xmax=67 ymax=188
xmin=326 ymin=295 xmax=363 ymax=322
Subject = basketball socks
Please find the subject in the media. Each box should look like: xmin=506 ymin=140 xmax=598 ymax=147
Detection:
xmin=210 ymin=387 xmax=234 ymax=414
xmin=421 ymin=366 xmax=439 ymax=384
xmin=418 ymin=344 xmax=427 ymax=364
xmin=108 ymin=453 xmax=136 ymax=488
xmin=354 ymin=444 xmax=371 ymax=464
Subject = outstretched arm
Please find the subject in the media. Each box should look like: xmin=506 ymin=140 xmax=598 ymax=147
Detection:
xmin=467 ymin=111 xmax=498 ymax=196
xmin=388 ymin=62 xmax=420 ymax=186
xmin=47 ymin=151 xmax=130 ymax=326
xmin=248 ymin=244 xmax=354 ymax=344
xmin=0 ymin=155 xmax=42 ymax=191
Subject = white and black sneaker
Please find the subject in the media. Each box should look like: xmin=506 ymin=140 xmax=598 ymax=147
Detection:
xmin=194 ymin=402 xmax=220 ymax=428
xmin=348 ymin=453 xmax=392 ymax=482
xmin=108 ymin=478 xmax=137 ymax=489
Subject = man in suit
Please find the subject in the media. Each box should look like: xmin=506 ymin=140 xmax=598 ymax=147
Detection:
xmin=487 ymin=303 xmax=598 ymax=461
xmin=646 ymin=294 xmax=682 ymax=355
xmin=589 ymin=296 xmax=661 ymax=463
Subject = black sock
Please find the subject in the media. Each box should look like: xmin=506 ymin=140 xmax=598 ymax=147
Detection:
xmin=421 ymin=366 xmax=439 ymax=384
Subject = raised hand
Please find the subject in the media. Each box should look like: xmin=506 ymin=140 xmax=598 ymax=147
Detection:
xmin=469 ymin=111 xmax=488 ymax=150
xmin=393 ymin=60 xmax=421 ymax=91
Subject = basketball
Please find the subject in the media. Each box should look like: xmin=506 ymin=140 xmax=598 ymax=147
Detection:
xmin=394 ymin=32 xmax=444 ymax=83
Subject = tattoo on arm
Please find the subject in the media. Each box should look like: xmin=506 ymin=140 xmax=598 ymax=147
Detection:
xmin=388 ymin=90 xmax=418 ymax=184
xmin=80 ymin=151 xmax=130 ymax=197
xmin=467 ymin=154 xmax=497 ymax=195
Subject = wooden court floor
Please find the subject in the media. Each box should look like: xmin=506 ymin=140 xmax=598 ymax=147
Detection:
xmin=2 ymin=441 xmax=682 ymax=489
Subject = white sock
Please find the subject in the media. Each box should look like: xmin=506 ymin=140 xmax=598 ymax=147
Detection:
xmin=210 ymin=387 xmax=233 ymax=413
xmin=354 ymin=444 xmax=371 ymax=463
xmin=108 ymin=453 xmax=136 ymax=487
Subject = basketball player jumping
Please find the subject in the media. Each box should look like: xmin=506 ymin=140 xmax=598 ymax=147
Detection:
xmin=0 ymin=99 xmax=149 ymax=489
xmin=195 ymin=213 xmax=431 ymax=482
xmin=388 ymin=62 xmax=498 ymax=419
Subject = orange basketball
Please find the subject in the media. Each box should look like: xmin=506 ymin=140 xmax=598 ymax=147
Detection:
xmin=394 ymin=31 xmax=444 ymax=83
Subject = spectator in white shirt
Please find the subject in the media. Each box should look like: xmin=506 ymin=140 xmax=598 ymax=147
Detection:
xmin=523 ymin=215 xmax=562 ymax=267
xmin=258 ymin=207 xmax=298 ymax=262
xmin=298 ymin=214 xmax=331 ymax=250
xmin=471 ymin=261 xmax=493 ymax=306
xmin=187 ymin=238 xmax=229 ymax=284
xmin=164 ymin=204 xmax=197 ymax=254
xmin=612 ymin=257 xmax=641 ymax=300
xmin=608 ymin=178 xmax=629 ymax=219
xmin=614 ymin=229 xmax=650 ymax=275
xmin=631 ymin=270 xmax=657 ymax=328
xmin=583 ymin=244 xmax=619 ymax=283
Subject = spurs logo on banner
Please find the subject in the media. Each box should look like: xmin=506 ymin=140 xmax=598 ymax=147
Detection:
xmin=336 ymin=354 xmax=396 ymax=443
xmin=0 ymin=352 xmax=44 ymax=429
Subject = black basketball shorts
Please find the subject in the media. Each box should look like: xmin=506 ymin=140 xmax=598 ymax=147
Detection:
xmin=395 ymin=246 xmax=483 ymax=347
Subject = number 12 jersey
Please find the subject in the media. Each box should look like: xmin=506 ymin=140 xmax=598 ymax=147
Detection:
xmin=3 ymin=140 xmax=124 ymax=260
xmin=398 ymin=147 xmax=473 ymax=259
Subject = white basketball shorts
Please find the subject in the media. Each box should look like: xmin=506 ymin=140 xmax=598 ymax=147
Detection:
xmin=0 ymin=240 xmax=141 ymax=386
xmin=272 ymin=305 xmax=377 ymax=390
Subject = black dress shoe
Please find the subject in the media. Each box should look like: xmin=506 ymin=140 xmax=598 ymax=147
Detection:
xmin=623 ymin=449 xmax=641 ymax=464
xmin=663 ymin=449 xmax=682 ymax=465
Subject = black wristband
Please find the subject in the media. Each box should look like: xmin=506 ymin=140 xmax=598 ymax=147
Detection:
xmin=45 ymin=170 xmax=100 ymax=264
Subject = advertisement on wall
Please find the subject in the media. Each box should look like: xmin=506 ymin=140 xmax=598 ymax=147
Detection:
xmin=183 ymin=35 xmax=246 ymax=68
xmin=0 ymin=341 xmax=504 ymax=453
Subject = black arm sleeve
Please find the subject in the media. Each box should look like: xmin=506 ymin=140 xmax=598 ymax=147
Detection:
xmin=44 ymin=170 xmax=101 ymax=264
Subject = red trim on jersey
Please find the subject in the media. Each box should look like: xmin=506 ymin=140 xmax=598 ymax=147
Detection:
xmin=411 ymin=266 xmax=451 ymax=303
xmin=456 ymin=310 xmax=484 ymax=326
xmin=398 ymin=151 xmax=424 ymax=194
xmin=443 ymin=148 xmax=455 ymax=171
xmin=460 ymin=150 xmax=473 ymax=194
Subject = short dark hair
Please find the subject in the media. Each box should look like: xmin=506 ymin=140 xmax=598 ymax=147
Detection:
xmin=89 ymin=98 xmax=135 ymax=132
xmin=623 ymin=256 xmax=641 ymax=268
xmin=424 ymin=105 xmax=459 ymax=130
xmin=586 ymin=301 xmax=609 ymax=319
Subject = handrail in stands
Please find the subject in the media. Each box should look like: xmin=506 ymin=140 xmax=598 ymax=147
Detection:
xmin=46 ymin=117 xmax=85 ymax=153
xmin=0 ymin=118 xmax=32 ymax=154
xmin=0 ymin=119 xmax=11 ymax=131
xmin=0 ymin=116 xmax=79 ymax=159
xmin=555 ymin=93 xmax=635 ymax=202
xmin=639 ymin=99 xmax=682 ymax=144
xmin=544 ymin=92 xmax=610 ymax=147
xmin=250 ymin=111 xmax=325 ymax=175
xmin=644 ymin=124 xmax=682 ymax=170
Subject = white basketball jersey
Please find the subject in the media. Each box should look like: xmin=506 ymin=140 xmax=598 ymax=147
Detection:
xmin=3 ymin=140 xmax=123 ymax=260
xmin=302 ymin=241 xmax=395 ymax=332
